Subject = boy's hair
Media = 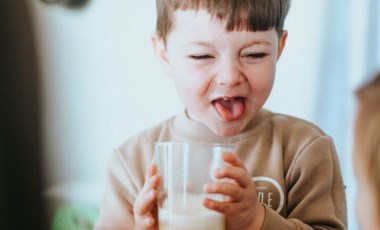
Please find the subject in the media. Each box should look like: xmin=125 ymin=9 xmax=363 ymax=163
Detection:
xmin=156 ymin=0 xmax=291 ymax=42
xmin=356 ymin=72 xmax=380 ymax=216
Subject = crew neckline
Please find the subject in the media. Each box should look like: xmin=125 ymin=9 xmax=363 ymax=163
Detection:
xmin=169 ymin=109 xmax=272 ymax=144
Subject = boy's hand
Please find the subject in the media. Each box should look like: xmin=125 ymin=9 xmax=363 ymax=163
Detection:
xmin=203 ymin=153 xmax=265 ymax=230
xmin=133 ymin=165 xmax=160 ymax=230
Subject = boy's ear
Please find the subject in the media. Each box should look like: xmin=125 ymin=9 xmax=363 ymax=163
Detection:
xmin=277 ymin=30 xmax=288 ymax=60
xmin=151 ymin=34 xmax=174 ymax=76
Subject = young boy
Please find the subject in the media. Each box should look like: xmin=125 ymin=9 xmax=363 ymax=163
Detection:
xmin=96 ymin=0 xmax=347 ymax=229
xmin=354 ymin=72 xmax=380 ymax=230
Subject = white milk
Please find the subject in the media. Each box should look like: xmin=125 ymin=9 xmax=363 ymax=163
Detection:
xmin=158 ymin=194 xmax=225 ymax=230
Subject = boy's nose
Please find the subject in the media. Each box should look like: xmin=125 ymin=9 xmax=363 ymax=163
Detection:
xmin=214 ymin=60 xmax=245 ymax=87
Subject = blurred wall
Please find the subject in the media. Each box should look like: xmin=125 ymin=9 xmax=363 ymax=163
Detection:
xmin=29 ymin=1 xmax=181 ymax=187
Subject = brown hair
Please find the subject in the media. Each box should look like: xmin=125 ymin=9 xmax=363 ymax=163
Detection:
xmin=155 ymin=0 xmax=291 ymax=42
xmin=355 ymin=72 xmax=380 ymax=216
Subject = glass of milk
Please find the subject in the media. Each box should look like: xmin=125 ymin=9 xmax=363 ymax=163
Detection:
xmin=154 ymin=142 xmax=235 ymax=230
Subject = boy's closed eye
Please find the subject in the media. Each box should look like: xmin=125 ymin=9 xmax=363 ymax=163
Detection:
xmin=242 ymin=53 xmax=268 ymax=59
xmin=189 ymin=54 xmax=214 ymax=60
xmin=189 ymin=53 xmax=268 ymax=60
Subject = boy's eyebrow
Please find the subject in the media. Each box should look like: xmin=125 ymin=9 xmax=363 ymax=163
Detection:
xmin=182 ymin=41 xmax=214 ymax=47
xmin=243 ymin=40 xmax=273 ymax=47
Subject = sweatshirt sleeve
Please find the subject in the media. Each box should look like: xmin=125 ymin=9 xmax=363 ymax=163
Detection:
xmin=94 ymin=150 xmax=139 ymax=230
xmin=261 ymin=136 xmax=347 ymax=230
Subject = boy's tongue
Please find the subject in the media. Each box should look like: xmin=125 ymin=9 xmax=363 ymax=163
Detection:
xmin=213 ymin=97 xmax=245 ymax=121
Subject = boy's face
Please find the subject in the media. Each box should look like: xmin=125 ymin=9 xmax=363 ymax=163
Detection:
xmin=153 ymin=10 xmax=287 ymax=136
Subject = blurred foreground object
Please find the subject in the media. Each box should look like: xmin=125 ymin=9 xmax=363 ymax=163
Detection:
xmin=40 ymin=0 xmax=90 ymax=9
xmin=354 ymin=72 xmax=380 ymax=230
xmin=0 ymin=0 xmax=47 ymax=229
xmin=52 ymin=204 xmax=98 ymax=230
xmin=45 ymin=181 xmax=102 ymax=226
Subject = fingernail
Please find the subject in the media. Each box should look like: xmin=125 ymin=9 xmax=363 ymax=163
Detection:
xmin=203 ymin=184 xmax=208 ymax=192
xmin=146 ymin=218 xmax=154 ymax=226
xmin=214 ymin=169 xmax=221 ymax=177
xmin=203 ymin=184 xmax=211 ymax=192
xmin=148 ymin=190 xmax=155 ymax=199
xmin=150 ymin=175 xmax=157 ymax=184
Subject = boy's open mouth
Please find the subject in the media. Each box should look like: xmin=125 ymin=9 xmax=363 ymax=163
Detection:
xmin=211 ymin=96 xmax=246 ymax=121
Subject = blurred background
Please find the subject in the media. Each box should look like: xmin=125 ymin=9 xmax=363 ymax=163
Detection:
xmin=1 ymin=0 xmax=379 ymax=229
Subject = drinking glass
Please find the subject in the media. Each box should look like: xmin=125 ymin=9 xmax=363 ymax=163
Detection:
xmin=154 ymin=142 xmax=235 ymax=230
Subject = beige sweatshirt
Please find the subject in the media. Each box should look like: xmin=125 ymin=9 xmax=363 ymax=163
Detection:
xmin=95 ymin=109 xmax=347 ymax=229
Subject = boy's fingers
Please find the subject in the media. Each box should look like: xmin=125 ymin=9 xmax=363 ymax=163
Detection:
xmin=203 ymin=182 xmax=243 ymax=201
xmin=203 ymin=197 xmax=240 ymax=215
xmin=135 ymin=189 xmax=158 ymax=216
xmin=143 ymin=214 xmax=156 ymax=228
xmin=214 ymin=165 xmax=250 ymax=188
xmin=146 ymin=164 xmax=157 ymax=180
xmin=136 ymin=173 xmax=159 ymax=203
xmin=222 ymin=153 xmax=245 ymax=168
xmin=136 ymin=213 xmax=156 ymax=229
xmin=150 ymin=175 xmax=160 ymax=188
xmin=142 ymin=175 xmax=160 ymax=193
xmin=135 ymin=170 xmax=161 ymax=216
